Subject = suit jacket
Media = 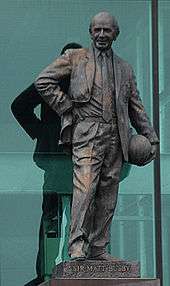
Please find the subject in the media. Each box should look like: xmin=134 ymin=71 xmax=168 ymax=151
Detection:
xmin=11 ymin=83 xmax=69 ymax=170
xmin=34 ymin=47 xmax=159 ymax=162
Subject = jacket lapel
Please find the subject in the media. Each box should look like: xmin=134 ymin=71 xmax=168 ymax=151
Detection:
xmin=113 ymin=53 xmax=121 ymax=100
xmin=85 ymin=47 xmax=95 ymax=92
xmin=85 ymin=48 xmax=122 ymax=98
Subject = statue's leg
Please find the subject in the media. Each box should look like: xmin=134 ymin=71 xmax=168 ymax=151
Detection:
xmin=68 ymin=121 xmax=105 ymax=259
xmin=88 ymin=125 xmax=123 ymax=259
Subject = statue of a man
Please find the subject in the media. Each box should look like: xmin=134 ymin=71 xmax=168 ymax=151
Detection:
xmin=35 ymin=11 xmax=159 ymax=261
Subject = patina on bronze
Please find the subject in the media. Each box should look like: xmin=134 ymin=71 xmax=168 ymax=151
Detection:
xmin=35 ymin=11 xmax=159 ymax=262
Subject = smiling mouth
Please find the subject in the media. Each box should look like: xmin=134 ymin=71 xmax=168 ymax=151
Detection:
xmin=97 ymin=41 xmax=107 ymax=44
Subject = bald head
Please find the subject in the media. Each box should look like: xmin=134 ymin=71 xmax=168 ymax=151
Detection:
xmin=89 ymin=12 xmax=119 ymax=40
xmin=91 ymin=12 xmax=115 ymax=28
xmin=89 ymin=12 xmax=120 ymax=51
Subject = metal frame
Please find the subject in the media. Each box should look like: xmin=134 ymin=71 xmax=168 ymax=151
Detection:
xmin=151 ymin=0 xmax=163 ymax=285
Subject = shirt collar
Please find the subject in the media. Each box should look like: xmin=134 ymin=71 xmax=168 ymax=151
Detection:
xmin=92 ymin=43 xmax=113 ymax=58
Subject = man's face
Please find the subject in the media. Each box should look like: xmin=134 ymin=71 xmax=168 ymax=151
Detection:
xmin=90 ymin=15 xmax=115 ymax=51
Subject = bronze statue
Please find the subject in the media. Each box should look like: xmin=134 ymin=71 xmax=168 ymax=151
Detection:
xmin=34 ymin=11 xmax=159 ymax=262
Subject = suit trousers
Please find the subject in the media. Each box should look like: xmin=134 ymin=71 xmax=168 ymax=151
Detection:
xmin=36 ymin=162 xmax=60 ymax=279
xmin=68 ymin=119 xmax=123 ymax=257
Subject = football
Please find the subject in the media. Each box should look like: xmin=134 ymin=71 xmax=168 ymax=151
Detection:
xmin=128 ymin=135 xmax=152 ymax=165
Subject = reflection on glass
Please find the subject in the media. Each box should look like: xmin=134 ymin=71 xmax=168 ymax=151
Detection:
xmin=0 ymin=0 xmax=158 ymax=284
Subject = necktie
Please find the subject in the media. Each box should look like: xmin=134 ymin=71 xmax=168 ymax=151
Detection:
xmin=100 ymin=52 xmax=113 ymax=122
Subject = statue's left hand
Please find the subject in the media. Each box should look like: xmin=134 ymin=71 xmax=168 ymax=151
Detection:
xmin=138 ymin=144 xmax=158 ymax=166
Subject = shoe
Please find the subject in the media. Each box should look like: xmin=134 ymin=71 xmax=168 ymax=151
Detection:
xmin=24 ymin=276 xmax=44 ymax=286
xmin=70 ymin=255 xmax=86 ymax=261
xmin=69 ymin=238 xmax=87 ymax=261
xmin=87 ymin=252 xmax=121 ymax=262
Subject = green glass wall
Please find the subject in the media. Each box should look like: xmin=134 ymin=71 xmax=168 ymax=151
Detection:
xmin=0 ymin=0 xmax=167 ymax=285
xmin=110 ymin=1 xmax=156 ymax=278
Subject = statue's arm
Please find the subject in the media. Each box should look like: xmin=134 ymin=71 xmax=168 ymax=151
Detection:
xmin=34 ymin=51 xmax=73 ymax=116
xmin=128 ymin=67 xmax=159 ymax=145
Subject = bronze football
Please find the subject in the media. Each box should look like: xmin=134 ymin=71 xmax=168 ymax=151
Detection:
xmin=128 ymin=135 xmax=152 ymax=165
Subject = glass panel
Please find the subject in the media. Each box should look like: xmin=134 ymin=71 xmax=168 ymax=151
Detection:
xmin=158 ymin=1 xmax=170 ymax=286
xmin=0 ymin=0 xmax=155 ymax=284
xmin=110 ymin=1 xmax=156 ymax=279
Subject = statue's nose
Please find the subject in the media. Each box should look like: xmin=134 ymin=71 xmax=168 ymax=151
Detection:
xmin=99 ymin=29 xmax=104 ymax=37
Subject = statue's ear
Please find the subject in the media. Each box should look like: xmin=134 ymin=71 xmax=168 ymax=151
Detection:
xmin=113 ymin=29 xmax=120 ymax=41
xmin=89 ymin=27 xmax=95 ymax=42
